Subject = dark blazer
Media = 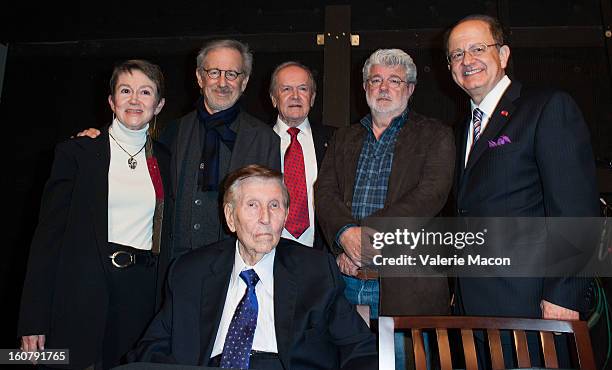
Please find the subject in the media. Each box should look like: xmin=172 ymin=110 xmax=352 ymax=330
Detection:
xmin=454 ymin=81 xmax=600 ymax=317
xmin=160 ymin=109 xmax=281 ymax=254
xmin=18 ymin=132 xmax=172 ymax=369
xmin=130 ymin=238 xmax=377 ymax=370
xmin=314 ymin=110 xmax=455 ymax=315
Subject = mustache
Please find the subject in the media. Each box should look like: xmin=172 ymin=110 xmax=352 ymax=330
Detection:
xmin=377 ymin=92 xmax=392 ymax=100
xmin=213 ymin=86 xmax=233 ymax=94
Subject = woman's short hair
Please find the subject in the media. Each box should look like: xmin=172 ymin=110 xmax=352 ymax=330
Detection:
xmin=109 ymin=59 xmax=165 ymax=102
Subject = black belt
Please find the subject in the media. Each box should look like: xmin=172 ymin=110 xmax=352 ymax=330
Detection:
xmin=108 ymin=242 xmax=157 ymax=268
xmin=209 ymin=351 xmax=279 ymax=367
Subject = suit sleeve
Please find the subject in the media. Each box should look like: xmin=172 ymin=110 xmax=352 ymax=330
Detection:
xmin=128 ymin=260 xmax=178 ymax=364
xmin=367 ymin=123 xmax=455 ymax=219
xmin=314 ymin=130 xmax=360 ymax=252
xmin=18 ymin=142 xmax=77 ymax=337
xmin=535 ymin=91 xmax=599 ymax=312
xmin=325 ymin=255 xmax=378 ymax=370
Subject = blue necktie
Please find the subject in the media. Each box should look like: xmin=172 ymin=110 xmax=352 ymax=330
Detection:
xmin=472 ymin=108 xmax=484 ymax=144
xmin=220 ymin=269 xmax=260 ymax=369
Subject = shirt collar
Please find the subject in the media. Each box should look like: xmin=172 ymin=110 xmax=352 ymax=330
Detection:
xmin=232 ymin=240 xmax=275 ymax=296
xmin=359 ymin=107 xmax=410 ymax=134
xmin=273 ymin=116 xmax=312 ymax=138
xmin=471 ymin=75 xmax=512 ymax=118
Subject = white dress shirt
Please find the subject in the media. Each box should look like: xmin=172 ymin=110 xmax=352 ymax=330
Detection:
xmin=211 ymin=242 xmax=278 ymax=357
xmin=464 ymin=75 xmax=512 ymax=166
xmin=108 ymin=119 xmax=155 ymax=250
xmin=274 ymin=117 xmax=317 ymax=247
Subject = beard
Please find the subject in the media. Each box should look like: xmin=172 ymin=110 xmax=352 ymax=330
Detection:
xmin=204 ymin=85 xmax=240 ymax=113
xmin=365 ymin=91 xmax=407 ymax=115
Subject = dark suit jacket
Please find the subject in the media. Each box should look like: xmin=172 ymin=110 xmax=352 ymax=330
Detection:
xmin=454 ymin=81 xmax=599 ymax=317
xmin=314 ymin=110 xmax=456 ymax=315
xmin=160 ymin=109 xmax=280 ymax=254
xmin=18 ymin=132 xmax=172 ymax=369
xmin=130 ymin=238 xmax=377 ymax=370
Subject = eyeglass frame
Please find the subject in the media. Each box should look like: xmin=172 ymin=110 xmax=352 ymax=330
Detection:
xmin=200 ymin=68 xmax=244 ymax=81
xmin=365 ymin=75 xmax=411 ymax=89
xmin=446 ymin=43 xmax=501 ymax=64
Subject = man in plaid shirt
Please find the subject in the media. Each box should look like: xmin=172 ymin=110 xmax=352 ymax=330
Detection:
xmin=315 ymin=48 xmax=455 ymax=368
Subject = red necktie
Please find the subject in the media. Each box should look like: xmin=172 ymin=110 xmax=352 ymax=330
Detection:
xmin=284 ymin=127 xmax=310 ymax=238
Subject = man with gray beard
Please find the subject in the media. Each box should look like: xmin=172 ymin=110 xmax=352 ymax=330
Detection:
xmin=162 ymin=39 xmax=280 ymax=257
xmin=315 ymin=48 xmax=455 ymax=368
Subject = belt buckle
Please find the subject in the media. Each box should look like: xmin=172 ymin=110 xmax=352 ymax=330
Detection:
xmin=109 ymin=250 xmax=135 ymax=268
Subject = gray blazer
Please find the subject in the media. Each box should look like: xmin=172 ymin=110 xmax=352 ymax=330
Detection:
xmin=160 ymin=109 xmax=280 ymax=255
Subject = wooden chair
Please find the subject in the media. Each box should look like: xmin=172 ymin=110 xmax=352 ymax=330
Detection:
xmin=380 ymin=316 xmax=596 ymax=370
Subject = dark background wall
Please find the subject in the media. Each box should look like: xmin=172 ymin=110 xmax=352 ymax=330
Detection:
xmin=1 ymin=0 xmax=611 ymax=368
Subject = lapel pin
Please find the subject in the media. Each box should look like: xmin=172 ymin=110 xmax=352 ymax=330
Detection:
xmin=501 ymin=110 xmax=509 ymax=117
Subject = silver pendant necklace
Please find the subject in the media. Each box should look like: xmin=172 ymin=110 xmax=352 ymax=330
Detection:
xmin=109 ymin=131 xmax=146 ymax=170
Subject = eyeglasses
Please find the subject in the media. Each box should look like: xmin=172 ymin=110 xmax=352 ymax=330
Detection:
xmin=447 ymin=43 xmax=500 ymax=64
xmin=201 ymin=68 xmax=244 ymax=81
xmin=366 ymin=76 xmax=409 ymax=89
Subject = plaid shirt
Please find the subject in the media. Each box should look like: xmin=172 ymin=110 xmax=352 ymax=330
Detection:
xmin=351 ymin=109 xmax=409 ymax=220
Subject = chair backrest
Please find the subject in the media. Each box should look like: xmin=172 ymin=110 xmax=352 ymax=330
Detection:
xmin=386 ymin=316 xmax=596 ymax=370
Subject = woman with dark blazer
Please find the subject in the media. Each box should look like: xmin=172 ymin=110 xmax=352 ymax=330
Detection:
xmin=18 ymin=59 xmax=171 ymax=369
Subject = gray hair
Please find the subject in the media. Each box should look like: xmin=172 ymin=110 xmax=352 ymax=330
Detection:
xmin=269 ymin=61 xmax=317 ymax=96
xmin=223 ymin=165 xmax=289 ymax=210
xmin=362 ymin=49 xmax=417 ymax=84
xmin=196 ymin=39 xmax=254 ymax=77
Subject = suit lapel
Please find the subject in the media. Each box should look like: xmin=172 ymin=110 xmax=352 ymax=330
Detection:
xmin=311 ymin=123 xmax=327 ymax=169
xmin=464 ymin=81 xmax=521 ymax=171
xmin=456 ymin=117 xmax=470 ymax=190
xmin=273 ymin=245 xmax=297 ymax=370
xmin=230 ymin=112 xmax=257 ymax=170
xmin=387 ymin=113 xmax=419 ymax=198
xmin=344 ymin=126 xmax=366 ymax=201
xmin=199 ymin=241 xmax=234 ymax=364
xmin=173 ymin=112 xmax=198 ymax=198
xmin=89 ymin=131 xmax=110 ymax=252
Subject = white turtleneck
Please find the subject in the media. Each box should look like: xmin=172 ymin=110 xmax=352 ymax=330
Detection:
xmin=108 ymin=119 xmax=155 ymax=250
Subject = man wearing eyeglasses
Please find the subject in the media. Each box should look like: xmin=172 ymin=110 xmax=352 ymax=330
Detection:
xmin=316 ymin=49 xmax=455 ymax=367
xmin=162 ymin=39 xmax=280 ymax=256
xmin=447 ymin=14 xmax=599 ymax=362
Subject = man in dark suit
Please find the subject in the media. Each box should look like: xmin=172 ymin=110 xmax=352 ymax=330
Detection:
xmin=269 ymin=61 xmax=332 ymax=250
xmin=130 ymin=165 xmax=377 ymax=370
xmin=446 ymin=14 xmax=599 ymax=321
xmin=315 ymin=49 xmax=455 ymax=367
xmin=161 ymin=39 xmax=280 ymax=257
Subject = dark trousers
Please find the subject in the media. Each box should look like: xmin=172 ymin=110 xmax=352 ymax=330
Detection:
xmin=101 ymin=243 xmax=157 ymax=370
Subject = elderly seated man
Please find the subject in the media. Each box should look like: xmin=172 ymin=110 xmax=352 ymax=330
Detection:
xmin=129 ymin=164 xmax=377 ymax=370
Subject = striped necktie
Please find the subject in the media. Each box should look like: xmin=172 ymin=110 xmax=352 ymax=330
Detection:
xmin=472 ymin=108 xmax=484 ymax=144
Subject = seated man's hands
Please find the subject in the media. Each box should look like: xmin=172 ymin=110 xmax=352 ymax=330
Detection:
xmin=541 ymin=300 xmax=579 ymax=320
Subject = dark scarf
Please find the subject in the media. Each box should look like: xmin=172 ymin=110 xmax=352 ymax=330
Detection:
xmin=195 ymin=96 xmax=239 ymax=191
